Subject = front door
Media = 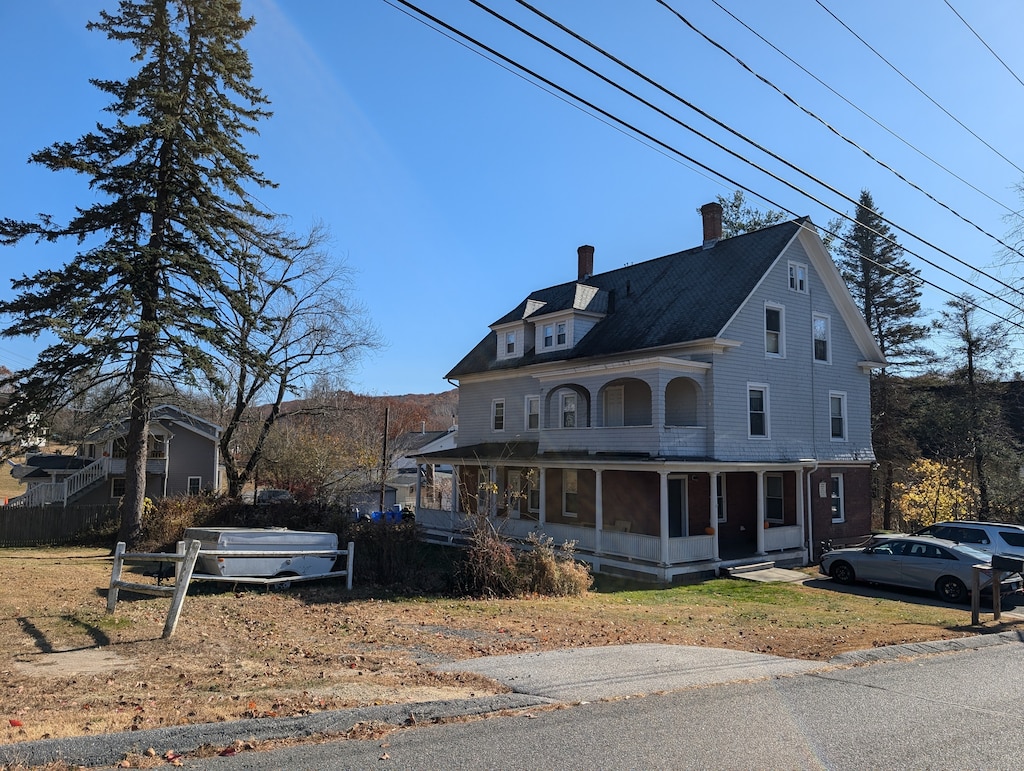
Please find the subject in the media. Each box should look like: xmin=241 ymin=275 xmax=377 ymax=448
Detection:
xmin=668 ymin=477 xmax=687 ymax=538
xmin=507 ymin=470 xmax=521 ymax=518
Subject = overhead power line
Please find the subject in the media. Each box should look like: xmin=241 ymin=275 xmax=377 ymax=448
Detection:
xmin=651 ymin=0 xmax=1024 ymax=268
xmin=943 ymin=0 xmax=1024 ymax=91
xmin=709 ymin=0 xmax=1017 ymax=217
xmin=814 ymin=0 xmax=1024 ymax=178
xmin=487 ymin=0 xmax=1024 ymax=308
xmin=382 ymin=0 xmax=1024 ymax=333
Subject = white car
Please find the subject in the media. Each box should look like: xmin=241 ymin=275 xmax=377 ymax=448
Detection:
xmin=914 ymin=521 xmax=1024 ymax=559
xmin=819 ymin=534 xmax=1022 ymax=603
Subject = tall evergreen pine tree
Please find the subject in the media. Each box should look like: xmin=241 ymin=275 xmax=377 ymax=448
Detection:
xmin=833 ymin=190 xmax=930 ymax=530
xmin=0 ymin=0 xmax=283 ymax=547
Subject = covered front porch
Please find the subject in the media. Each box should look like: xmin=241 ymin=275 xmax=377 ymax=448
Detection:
xmin=412 ymin=456 xmax=814 ymax=582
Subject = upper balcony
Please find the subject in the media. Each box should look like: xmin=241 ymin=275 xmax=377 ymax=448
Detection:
xmin=537 ymin=371 xmax=709 ymax=458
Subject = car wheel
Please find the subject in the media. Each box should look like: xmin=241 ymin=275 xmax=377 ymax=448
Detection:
xmin=271 ymin=571 xmax=299 ymax=591
xmin=829 ymin=561 xmax=855 ymax=585
xmin=936 ymin=576 xmax=968 ymax=604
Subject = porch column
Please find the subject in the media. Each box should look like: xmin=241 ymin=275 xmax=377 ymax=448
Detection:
xmin=594 ymin=469 xmax=603 ymax=555
xmin=414 ymin=463 xmax=422 ymax=511
xmin=538 ymin=468 xmax=547 ymax=526
xmin=756 ymin=470 xmax=766 ymax=555
xmin=659 ymin=470 xmax=670 ymax=566
xmin=709 ymin=471 xmax=720 ymax=561
xmin=489 ymin=466 xmax=498 ymax=518
xmin=796 ymin=467 xmax=806 ymax=554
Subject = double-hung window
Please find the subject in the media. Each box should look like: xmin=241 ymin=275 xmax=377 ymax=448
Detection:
xmin=765 ymin=304 xmax=784 ymax=356
xmin=748 ymin=384 xmax=769 ymax=438
xmin=829 ymin=392 xmax=846 ymax=440
xmin=563 ymin=469 xmax=578 ymax=517
xmin=492 ymin=399 xmax=505 ymax=432
xmin=788 ymin=261 xmax=808 ymax=293
xmin=765 ymin=473 xmax=784 ymax=523
xmin=187 ymin=476 xmax=202 ymax=496
xmin=525 ymin=395 xmax=540 ymax=430
xmin=543 ymin=324 xmax=554 ymax=348
xmin=830 ymin=474 xmax=845 ymax=523
xmin=505 ymin=331 xmax=516 ymax=355
xmin=716 ymin=475 xmax=727 ymax=523
xmin=561 ymin=393 xmax=577 ymax=428
xmin=556 ymin=322 xmax=567 ymax=346
xmin=813 ymin=313 xmax=831 ymax=363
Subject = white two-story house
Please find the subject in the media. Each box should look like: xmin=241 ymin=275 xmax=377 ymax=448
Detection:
xmin=415 ymin=203 xmax=886 ymax=581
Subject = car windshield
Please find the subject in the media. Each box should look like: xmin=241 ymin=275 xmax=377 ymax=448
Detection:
xmin=954 ymin=544 xmax=991 ymax=562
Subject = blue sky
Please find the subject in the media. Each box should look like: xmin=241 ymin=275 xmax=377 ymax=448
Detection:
xmin=2 ymin=0 xmax=1023 ymax=395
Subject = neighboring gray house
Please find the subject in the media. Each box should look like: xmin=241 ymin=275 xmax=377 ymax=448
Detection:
xmin=415 ymin=204 xmax=886 ymax=581
xmin=7 ymin=405 xmax=220 ymax=507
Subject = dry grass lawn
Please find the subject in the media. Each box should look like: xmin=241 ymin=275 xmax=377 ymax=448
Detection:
xmin=2 ymin=546 xmax=1020 ymax=750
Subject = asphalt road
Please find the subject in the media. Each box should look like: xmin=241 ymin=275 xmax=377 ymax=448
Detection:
xmin=5 ymin=631 xmax=1022 ymax=769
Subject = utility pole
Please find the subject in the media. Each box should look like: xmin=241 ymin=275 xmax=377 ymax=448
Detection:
xmin=379 ymin=405 xmax=389 ymax=514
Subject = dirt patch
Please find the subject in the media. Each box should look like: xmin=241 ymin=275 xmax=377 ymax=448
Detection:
xmin=13 ymin=649 xmax=131 ymax=677
xmin=1 ymin=547 xmax=1019 ymax=747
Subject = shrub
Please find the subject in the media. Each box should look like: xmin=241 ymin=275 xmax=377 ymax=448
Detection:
xmin=518 ymin=532 xmax=592 ymax=596
xmin=456 ymin=521 xmax=522 ymax=598
xmin=457 ymin=521 xmax=592 ymax=598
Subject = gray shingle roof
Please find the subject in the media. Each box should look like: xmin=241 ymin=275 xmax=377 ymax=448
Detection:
xmin=448 ymin=218 xmax=804 ymax=379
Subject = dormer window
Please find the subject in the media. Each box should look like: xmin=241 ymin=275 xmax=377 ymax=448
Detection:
xmin=538 ymin=316 xmax=573 ymax=352
xmin=495 ymin=325 xmax=522 ymax=360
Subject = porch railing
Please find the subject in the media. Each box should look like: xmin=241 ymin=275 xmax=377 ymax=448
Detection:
xmin=415 ymin=507 xmax=719 ymax=566
xmin=764 ymin=525 xmax=802 ymax=552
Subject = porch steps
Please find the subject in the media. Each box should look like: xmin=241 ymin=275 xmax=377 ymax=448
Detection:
xmin=725 ymin=561 xmax=810 ymax=584
xmin=726 ymin=561 xmax=776 ymax=575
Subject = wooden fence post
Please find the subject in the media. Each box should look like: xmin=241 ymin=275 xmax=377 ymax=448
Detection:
xmin=106 ymin=541 xmax=126 ymax=614
xmin=346 ymin=541 xmax=355 ymax=590
xmin=162 ymin=539 xmax=202 ymax=639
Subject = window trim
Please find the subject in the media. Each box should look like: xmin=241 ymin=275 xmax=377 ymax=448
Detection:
xmin=765 ymin=303 xmax=785 ymax=358
xmin=830 ymin=473 xmax=845 ymax=523
xmin=829 ymin=391 xmax=847 ymax=441
xmin=111 ymin=477 xmax=126 ymax=499
xmin=505 ymin=330 xmax=516 ymax=356
xmin=187 ymin=476 xmax=202 ymax=496
xmin=813 ymin=312 xmax=831 ymax=364
xmin=491 ymin=398 xmax=505 ymax=432
xmin=748 ymin=383 xmax=770 ymax=439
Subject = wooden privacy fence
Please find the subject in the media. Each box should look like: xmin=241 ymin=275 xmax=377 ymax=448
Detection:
xmin=107 ymin=539 xmax=355 ymax=638
xmin=0 ymin=504 xmax=117 ymax=546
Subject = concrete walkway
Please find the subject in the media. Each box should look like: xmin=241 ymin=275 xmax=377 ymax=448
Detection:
xmin=438 ymin=643 xmax=823 ymax=701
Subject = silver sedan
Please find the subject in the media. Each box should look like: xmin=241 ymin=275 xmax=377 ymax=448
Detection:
xmin=819 ymin=535 xmax=1023 ymax=603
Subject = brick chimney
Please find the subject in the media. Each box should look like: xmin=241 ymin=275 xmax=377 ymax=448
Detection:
xmin=578 ymin=244 xmax=594 ymax=281
xmin=700 ymin=202 xmax=723 ymax=249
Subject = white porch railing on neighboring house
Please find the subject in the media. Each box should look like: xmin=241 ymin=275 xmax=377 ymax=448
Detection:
xmin=64 ymin=457 xmax=110 ymax=503
xmin=7 ymin=483 xmax=63 ymax=508
xmin=764 ymin=525 xmax=802 ymax=552
xmin=6 ymin=457 xmax=110 ymax=508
